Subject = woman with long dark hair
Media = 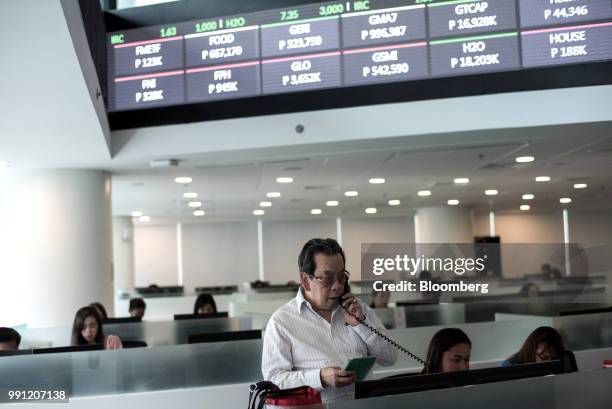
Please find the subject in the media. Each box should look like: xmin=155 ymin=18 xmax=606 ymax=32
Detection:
xmin=502 ymin=326 xmax=564 ymax=366
xmin=193 ymin=293 xmax=217 ymax=314
xmin=422 ymin=328 xmax=471 ymax=374
xmin=71 ymin=306 xmax=122 ymax=350
xmin=89 ymin=302 xmax=108 ymax=320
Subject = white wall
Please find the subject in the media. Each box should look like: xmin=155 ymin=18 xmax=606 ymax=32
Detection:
xmin=182 ymin=221 xmax=259 ymax=291
xmin=261 ymin=219 xmax=337 ymax=283
xmin=570 ymin=209 xmax=612 ymax=248
xmin=343 ymin=216 xmax=414 ymax=280
xmin=129 ymin=210 xmax=612 ymax=288
xmin=133 ymin=225 xmax=178 ymax=287
xmin=488 ymin=212 xmax=564 ymax=243
xmin=473 ymin=211 xmax=564 ymax=277
xmin=473 ymin=209 xmax=612 ymax=278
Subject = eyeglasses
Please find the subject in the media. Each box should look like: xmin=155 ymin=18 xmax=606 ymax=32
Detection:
xmin=309 ymin=270 xmax=350 ymax=288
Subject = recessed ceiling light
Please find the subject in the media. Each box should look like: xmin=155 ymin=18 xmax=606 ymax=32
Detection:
xmin=365 ymin=208 xmax=377 ymax=214
xmin=522 ymin=194 xmax=535 ymax=200
xmin=447 ymin=199 xmax=460 ymax=206
xmin=183 ymin=192 xmax=198 ymax=198
xmin=369 ymin=178 xmax=386 ymax=184
xmin=139 ymin=215 xmax=151 ymax=222
xmin=573 ymin=183 xmax=588 ymax=189
xmin=131 ymin=210 xmax=143 ymax=217
xmin=0 ymin=160 xmax=10 ymax=167
xmin=388 ymin=199 xmax=401 ymax=206
xmin=535 ymin=176 xmax=551 ymax=182
xmin=310 ymin=208 xmax=322 ymax=215
xmin=259 ymin=201 xmax=272 ymax=207
xmin=276 ymin=177 xmax=293 ymax=183
xmin=175 ymin=177 xmax=192 ymax=184
xmin=520 ymin=204 xmax=531 ymax=211
xmin=454 ymin=178 xmax=470 ymax=184
xmin=417 ymin=190 xmax=431 ymax=197
xmin=560 ymin=197 xmax=572 ymax=204
xmin=484 ymin=189 xmax=498 ymax=196
xmin=188 ymin=201 xmax=202 ymax=208
xmin=253 ymin=209 xmax=265 ymax=216
xmin=326 ymin=201 xmax=339 ymax=207
xmin=193 ymin=210 xmax=205 ymax=216
xmin=344 ymin=191 xmax=359 ymax=197
xmin=516 ymin=156 xmax=535 ymax=163
xmin=266 ymin=192 xmax=281 ymax=198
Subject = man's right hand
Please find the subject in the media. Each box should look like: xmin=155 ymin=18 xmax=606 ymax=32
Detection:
xmin=320 ymin=367 xmax=357 ymax=388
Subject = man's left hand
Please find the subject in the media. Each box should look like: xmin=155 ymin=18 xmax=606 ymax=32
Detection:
xmin=341 ymin=293 xmax=364 ymax=326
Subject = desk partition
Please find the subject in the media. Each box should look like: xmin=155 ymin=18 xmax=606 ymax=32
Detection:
xmin=553 ymin=312 xmax=612 ymax=351
xmin=328 ymin=369 xmax=612 ymax=409
xmin=19 ymin=317 xmax=252 ymax=348
xmin=4 ymin=311 xmax=612 ymax=401
xmin=371 ymin=315 xmax=554 ymax=377
xmin=0 ymin=339 xmax=262 ymax=397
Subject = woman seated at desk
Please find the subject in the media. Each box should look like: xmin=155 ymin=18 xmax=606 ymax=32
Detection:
xmin=422 ymin=328 xmax=472 ymax=374
xmin=194 ymin=293 xmax=218 ymax=314
xmin=502 ymin=326 xmax=564 ymax=366
xmin=71 ymin=306 xmax=122 ymax=350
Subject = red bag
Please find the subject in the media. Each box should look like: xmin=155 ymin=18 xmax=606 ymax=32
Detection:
xmin=265 ymin=386 xmax=322 ymax=407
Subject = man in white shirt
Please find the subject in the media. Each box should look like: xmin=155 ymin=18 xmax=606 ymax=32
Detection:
xmin=261 ymin=238 xmax=397 ymax=401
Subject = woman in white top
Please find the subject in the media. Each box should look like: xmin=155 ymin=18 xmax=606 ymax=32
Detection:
xmin=70 ymin=306 xmax=122 ymax=350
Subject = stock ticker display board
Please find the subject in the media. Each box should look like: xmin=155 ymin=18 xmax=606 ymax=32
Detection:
xmin=106 ymin=0 xmax=612 ymax=112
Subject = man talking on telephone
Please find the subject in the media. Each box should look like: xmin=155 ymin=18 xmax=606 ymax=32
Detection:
xmin=261 ymin=238 xmax=397 ymax=401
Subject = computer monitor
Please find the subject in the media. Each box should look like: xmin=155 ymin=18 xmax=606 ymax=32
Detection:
xmin=0 ymin=349 xmax=33 ymax=357
xmin=33 ymin=344 xmax=104 ymax=354
xmin=102 ymin=316 xmax=142 ymax=324
xmin=559 ymin=306 xmax=612 ymax=316
xmin=173 ymin=312 xmax=229 ymax=321
xmin=355 ymin=361 xmax=563 ymax=399
xmin=122 ymin=340 xmax=148 ymax=348
xmin=188 ymin=329 xmax=262 ymax=344
xmin=195 ymin=285 xmax=238 ymax=295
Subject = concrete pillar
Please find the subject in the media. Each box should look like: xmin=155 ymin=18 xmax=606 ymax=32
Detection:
xmin=0 ymin=170 xmax=113 ymax=327
xmin=416 ymin=206 xmax=473 ymax=243
xmin=112 ymin=216 xmax=135 ymax=295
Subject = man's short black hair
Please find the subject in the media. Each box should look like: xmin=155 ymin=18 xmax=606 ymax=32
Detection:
xmin=129 ymin=298 xmax=146 ymax=311
xmin=298 ymin=238 xmax=345 ymax=276
xmin=0 ymin=327 xmax=21 ymax=347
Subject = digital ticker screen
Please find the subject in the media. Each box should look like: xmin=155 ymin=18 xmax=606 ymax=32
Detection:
xmin=106 ymin=0 xmax=612 ymax=112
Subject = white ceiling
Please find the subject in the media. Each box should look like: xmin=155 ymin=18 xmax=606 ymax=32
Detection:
xmin=112 ymin=129 xmax=612 ymax=223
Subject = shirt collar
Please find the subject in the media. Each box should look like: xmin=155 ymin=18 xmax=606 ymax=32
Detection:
xmin=295 ymin=286 xmax=309 ymax=315
xmin=295 ymin=286 xmax=342 ymax=316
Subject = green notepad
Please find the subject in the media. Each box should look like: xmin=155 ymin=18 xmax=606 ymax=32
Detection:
xmin=343 ymin=357 xmax=377 ymax=381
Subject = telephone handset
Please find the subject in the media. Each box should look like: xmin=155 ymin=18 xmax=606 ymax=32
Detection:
xmin=341 ymin=278 xmax=428 ymax=368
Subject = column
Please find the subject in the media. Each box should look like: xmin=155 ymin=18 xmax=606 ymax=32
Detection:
xmin=0 ymin=170 xmax=113 ymax=328
xmin=416 ymin=206 xmax=473 ymax=243
xmin=112 ymin=216 xmax=135 ymax=295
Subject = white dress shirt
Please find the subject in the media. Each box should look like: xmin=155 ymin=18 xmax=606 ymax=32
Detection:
xmin=261 ymin=287 xmax=397 ymax=401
